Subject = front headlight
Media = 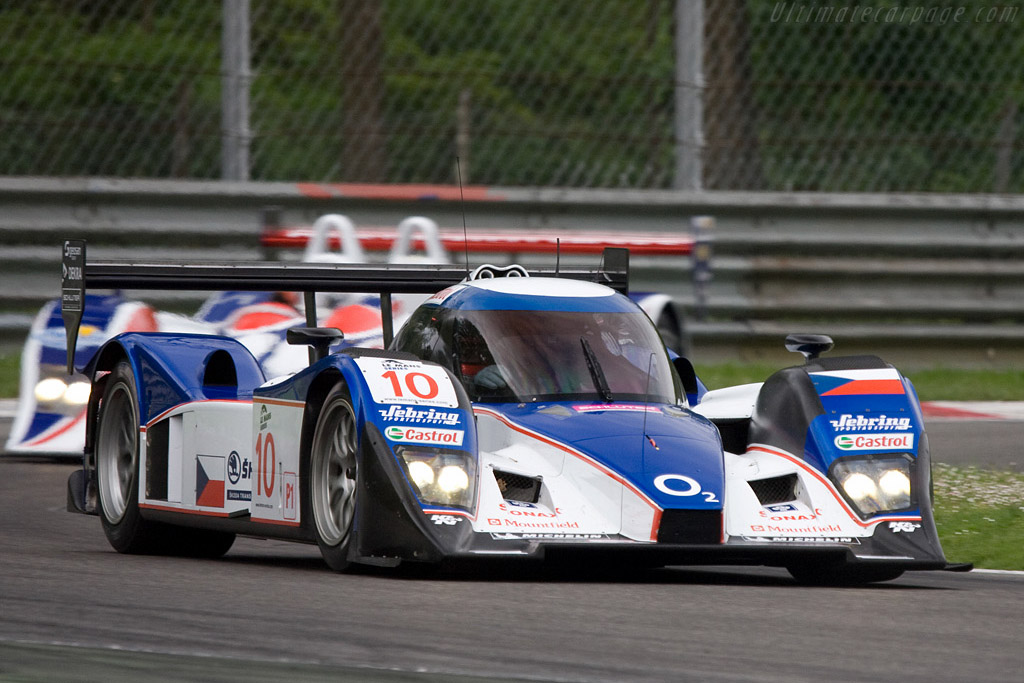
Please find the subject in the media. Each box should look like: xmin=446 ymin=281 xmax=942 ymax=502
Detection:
xmin=33 ymin=374 xmax=91 ymax=407
xmin=64 ymin=381 xmax=92 ymax=405
xmin=398 ymin=448 xmax=476 ymax=509
xmin=831 ymin=454 xmax=914 ymax=518
xmin=34 ymin=378 xmax=67 ymax=403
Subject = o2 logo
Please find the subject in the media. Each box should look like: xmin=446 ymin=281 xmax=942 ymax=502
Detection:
xmin=653 ymin=474 xmax=719 ymax=503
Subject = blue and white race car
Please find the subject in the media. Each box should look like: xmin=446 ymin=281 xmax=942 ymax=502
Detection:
xmin=63 ymin=242 xmax=965 ymax=584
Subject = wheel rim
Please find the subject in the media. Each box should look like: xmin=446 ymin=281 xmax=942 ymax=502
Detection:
xmin=96 ymin=382 xmax=137 ymax=524
xmin=312 ymin=398 xmax=358 ymax=547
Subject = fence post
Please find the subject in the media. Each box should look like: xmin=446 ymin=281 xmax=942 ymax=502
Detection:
xmin=674 ymin=0 xmax=704 ymax=191
xmin=222 ymin=0 xmax=251 ymax=181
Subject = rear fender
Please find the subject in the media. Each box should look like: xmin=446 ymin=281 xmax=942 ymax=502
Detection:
xmin=87 ymin=332 xmax=265 ymax=427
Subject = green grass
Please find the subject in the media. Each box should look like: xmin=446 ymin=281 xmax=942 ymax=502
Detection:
xmin=694 ymin=362 xmax=1024 ymax=401
xmin=933 ymin=464 xmax=1024 ymax=571
xmin=0 ymin=353 xmax=19 ymax=398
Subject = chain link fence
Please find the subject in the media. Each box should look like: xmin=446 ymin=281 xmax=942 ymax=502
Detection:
xmin=0 ymin=1 xmax=1021 ymax=191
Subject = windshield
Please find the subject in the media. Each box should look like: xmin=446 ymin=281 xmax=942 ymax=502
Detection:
xmin=452 ymin=309 xmax=680 ymax=404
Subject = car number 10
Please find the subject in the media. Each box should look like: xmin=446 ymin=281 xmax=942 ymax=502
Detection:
xmin=382 ymin=369 xmax=439 ymax=400
xmin=255 ymin=431 xmax=276 ymax=498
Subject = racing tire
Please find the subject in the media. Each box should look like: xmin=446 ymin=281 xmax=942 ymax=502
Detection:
xmin=786 ymin=561 xmax=905 ymax=586
xmin=95 ymin=361 xmax=160 ymax=553
xmin=96 ymin=362 xmax=236 ymax=558
xmin=309 ymin=384 xmax=360 ymax=572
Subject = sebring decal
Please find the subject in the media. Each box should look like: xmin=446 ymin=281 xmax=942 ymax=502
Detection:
xmin=384 ymin=426 xmax=465 ymax=446
xmin=834 ymin=433 xmax=914 ymax=451
xmin=357 ymin=357 xmax=459 ymax=408
xmin=378 ymin=405 xmax=460 ymax=426
xmin=830 ymin=413 xmax=912 ymax=432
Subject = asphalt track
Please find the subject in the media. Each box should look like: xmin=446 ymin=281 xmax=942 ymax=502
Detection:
xmin=2 ymin=416 xmax=1023 ymax=683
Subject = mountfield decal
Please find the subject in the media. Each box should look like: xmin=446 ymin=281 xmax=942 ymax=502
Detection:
xmin=486 ymin=518 xmax=579 ymax=530
xmin=834 ymin=433 xmax=914 ymax=451
xmin=750 ymin=523 xmax=843 ymax=534
xmin=384 ymin=426 xmax=464 ymax=446
xmin=830 ymin=414 xmax=913 ymax=432
xmin=378 ymin=405 xmax=460 ymax=426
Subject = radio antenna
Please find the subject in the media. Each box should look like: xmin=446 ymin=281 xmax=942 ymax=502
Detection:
xmin=456 ymin=156 xmax=470 ymax=277
xmin=641 ymin=352 xmax=658 ymax=453
xmin=556 ymin=238 xmax=561 ymax=275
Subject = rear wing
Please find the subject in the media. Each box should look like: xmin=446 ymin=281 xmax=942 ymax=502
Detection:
xmin=60 ymin=239 xmax=629 ymax=373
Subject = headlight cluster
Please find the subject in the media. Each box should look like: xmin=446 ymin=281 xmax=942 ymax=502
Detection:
xmin=831 ymin=455 xmax=913 ymax=518
xmin=34 ymin=376 xmax=91 ymax=407
xmin=399 ymin=448 xmax=476 ymax=509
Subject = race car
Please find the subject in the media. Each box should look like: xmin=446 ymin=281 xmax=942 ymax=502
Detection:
xmin=8 ymin=213 xmax=686 ymax=456
xmin=63 ymin=241 xmax=964 ymax=584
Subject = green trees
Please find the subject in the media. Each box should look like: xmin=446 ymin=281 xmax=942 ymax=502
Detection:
xmin=0 ymin=0 xmax=1020 ymax=191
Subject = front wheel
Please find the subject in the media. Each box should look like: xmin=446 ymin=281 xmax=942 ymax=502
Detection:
xmin=309 ymin=385 xmax=360 ymax=571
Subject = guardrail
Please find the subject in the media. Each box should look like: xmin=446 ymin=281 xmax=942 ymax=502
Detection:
xmin=2 ymin=177 xmax=1023 ymax=367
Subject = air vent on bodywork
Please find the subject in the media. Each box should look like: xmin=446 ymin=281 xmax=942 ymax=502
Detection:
xmin=657 ymin=509 xmax=722 ymax=544
xmin=493 ymin=470 xmax=541 ymax=504
xmin=748 ymin=473 xmax=799 ymax=505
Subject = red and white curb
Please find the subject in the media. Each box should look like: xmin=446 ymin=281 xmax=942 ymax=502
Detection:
xmin=921 ymin=401 xmax=1024 ymax=421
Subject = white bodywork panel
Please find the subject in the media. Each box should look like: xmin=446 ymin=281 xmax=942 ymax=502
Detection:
xmin=691 ymin=382 xmax=763 ymax=421
xmin=250 ymin=398 xmax=305 ymax=525
xmin=471 ymin=408 xmax=660 ymax=542
xmin=139 ymin=401 xmax=253 ymax=515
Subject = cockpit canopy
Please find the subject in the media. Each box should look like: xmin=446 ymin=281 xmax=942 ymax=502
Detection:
xmin=392 ymin=284 xmax=681 ymax=404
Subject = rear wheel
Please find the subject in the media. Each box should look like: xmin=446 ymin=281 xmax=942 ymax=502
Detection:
xmin=96 ymin=362 xmax=157 ymax=553
xmin=787 ymin=561 xmax=905 ymax=586
xmin=96 ymin=361 xmax=235 ymax=557
xmin=309 ymin=385 xmax=360 ymax=571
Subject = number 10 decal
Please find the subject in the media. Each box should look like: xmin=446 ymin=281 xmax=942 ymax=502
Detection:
xmin=654 ymin=474 xmax=719 ymax=503
xmin=355 ymin=357 xmax=459 ymax=408
xmin=382 ymin=369 xmax=439 ymax=400
xmin=255 ymin=431 xmax=276 ymax=498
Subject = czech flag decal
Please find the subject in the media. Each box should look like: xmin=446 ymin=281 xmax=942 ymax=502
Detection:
xmin=196 ymin=455 xmax=226 ymax=508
